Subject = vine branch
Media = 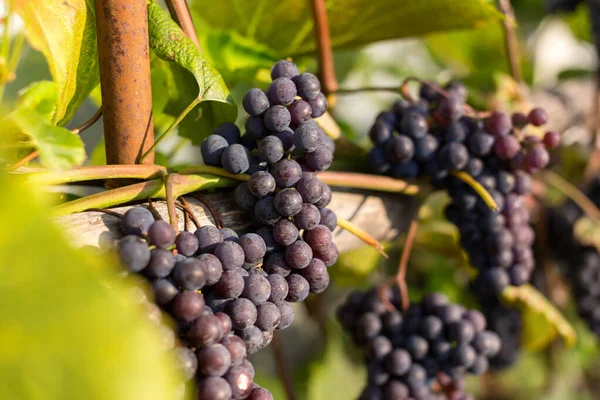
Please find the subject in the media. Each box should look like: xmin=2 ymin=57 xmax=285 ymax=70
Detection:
xmin=317 ymin=171 xmax=421 ymax=195
xmin=337 ymin=217 xmax=389 ymax=259
xmin=165 ymin=0 xmax=201 ymax=52
xmin=497 ymin=0 xmax=522 ymax=83
xmin=396 ymin=218 xmax=419 ymax=312
xmin=165 ymin=174 xmax=179 ymax=231
xmin=309 ymin=0 xmax=338 ymax=95
xmin=271 ymin=332 xmax=297 ymax=400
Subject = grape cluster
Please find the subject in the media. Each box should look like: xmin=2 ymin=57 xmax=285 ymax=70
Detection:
xmin=367 ymin=81 xmax=559 ymax=294
xmin=548 ymin=176 xmax=600 ymax=337
xmin=337 ymin=287 xmax=501 ymax=400
xmin=117 ymin=206 xmax=274 ymax=399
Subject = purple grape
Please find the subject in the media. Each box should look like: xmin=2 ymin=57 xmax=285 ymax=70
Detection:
xmin=201 ymin=134 xmax=229 ymax=166
xmin=285 ymin=240 xmax=313 ymax=269
xmin=289 ymin=99 xmax=313 ymax=125
xmin=121 ymin=207 xmax=154 ymax=236
xmin=243 ymin=88 xmax=270 ymax=116
xmin=528 ymin=107 xmax=548 ymax=126
xmin=309 ymin=92 xmax=328 ymax=118
xmin=148 ymin=220 xmax=176 ymax=248
xmin=274 ymin=188 xmax=303 ymax=217
xmin=286 ymin=273 xmax=310 ymax=302
xmin=494 ymin=135 xmax=520 ymax=160
xmin=272 ymin=159 xmax=302 ymax=188
xmin=292 ymin=73 xmax=321 ymax=100
xmin=216 ymin=269 xmax=245 ymax=298
xmin=239 ymin=233 xmax=267 ymax=264
xmin=248 ymin=171 xmax=276 ymax=198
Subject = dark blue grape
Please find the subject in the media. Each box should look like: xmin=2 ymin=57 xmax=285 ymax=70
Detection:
xmin=271 ymin=60 xmax=299 ymax=80
xmin=292 ymin=73 xmax=321 ymax=99
xmin=118 ymin=235 xmax=151 ymax=272
xmin=201 ymin=134 xmax=229 ymax=166
xmin=221 ymin=144 xmax=250 ymax=174
xmin=264 ymin=105 xmax=291 ymax=132
xmin=243 ymin=88 xmax=270 ymax=116
xmin=121 ymin=207 xmax=154 ymax=236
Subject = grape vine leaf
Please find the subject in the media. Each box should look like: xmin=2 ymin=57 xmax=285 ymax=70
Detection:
xmin=502 ymin=284 xmax=577 ymax=349
xmin=1 ymin=81 xmax=85 ymax=169
xmin=190 ymin=0 xmax=503 ymax=56
xmin=15 ymin=0 xmax=100 ymax=126
xmin=573 ymin=216 xmax=600 ymax=252
xmin=148 ymin=2 xmax=236 ymax=145
xmin=0 ymin=173 xmax=184 ymax=399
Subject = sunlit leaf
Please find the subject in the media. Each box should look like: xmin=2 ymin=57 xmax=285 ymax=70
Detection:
xmin=191 ymin=0 xmax=502 ymax=56
xmin=502 ymin=284 xmax=577 ymax=348
xmin=15 ymin=0 xmax=100 ymax=125
xmin=0 ymin=173 xmax=184 ymax=399
xmin=573 ymin=216 xmax=600 ymax=252
xmin=148 ymin=2 xmax=236 ymax=144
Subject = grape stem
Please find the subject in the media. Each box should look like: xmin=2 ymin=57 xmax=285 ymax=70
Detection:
xmin=309 ymin=0 xmax=338 ymax=95
xmin=188 ymin=192 xmax=223 ymax=228
xmin=497 ymin=0 xmax=522 ymax=83
xmin=396 ymin=218 xmax=419 ymax=313
xmin=336 ymin=217 xmax=389 ymax=259
xmin=86 ymin=207 xmax=123 ymax=219
xmin=52 ymin=174 xmax=239 ymax=215
xmin=5 ymin=107 xmax=103 ymax=171
xmin=271 ymin=331 xmax=297 ymax=400
xmin=139 ymin=97 xmax=201 ymax=163
xmin=450 ymin=171 xmax=499 ymax=211
xmin=165 ymin=174 xmax=179 ymax=231
xmin=317 ymin=171 xmax=421 ymax=195
xmin=24 ymin=164 xmax=168 ymax=185
xmin=541 ymin=171 xmax=600 ymax=220
xmin=164 ymin=0 xmax=201 ymax=52
xmin=179 ymin=165 xmax=251 ymax=181
xmin=177 ymin=196 xmax=201 ymax=229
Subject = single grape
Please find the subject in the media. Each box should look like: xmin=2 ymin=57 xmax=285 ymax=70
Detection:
xmin=173 ymin=258 xmax=207 ymax=290
xmin=214 ymin=241 xmax=245 ymax=271
xmin=197 ymin=377 xmax=232 ymax=400
xmin=176 ymin=347 xmax=197 ymax=380
xmin=275 ymin=300 xmax=294 ymax=329
xmin=273 ymin=219 xmax=299 ymax=246
xmin=221 ymin=144 xmax=251 ymax=174
xmin=187 ymin=314 xmax=224 ymax=347
xmin=494 ymin=135 xmax=520 ymax=160
xmin=257 ymin=136 xmax=284 ymax=164
xmin=255 ymin=302 xmax=282 ymax=331
xmin=264 ymin=105 xmax=291 ymax=132
xmin=293 ymin=122 xmax=320 ymax=152
xmin=313 ymin=242 xmax=338 ymax=267
xmin=413 ymin=134 xmax=438 ymax=162
xmin=152 ymin=278 xmax=179 ymax=305
xmin=225 ymin=365 xmax=254 ymax=399
xmin=285 ymin=240 xmax=313 ymax=269
xmin=485 ymin=111 xmax=512 ymax=137
xmin=285 ymin=273 xmax=310 ymax=302
xmin=368 ymin=147 xmax=390 ymax=174
xmin=243 ymin=88 xmax=270 ymax=116
xmin=369 ymin=120 xmax=393 ymax=146
xmin=268 ymin=77 xmax=297 ymax=106
xmin=242 ymin=273 xmax=271 ymax=305
xmin=273 ymin=188 xmax=303 ymax=217
xmin=528 ymin=107 xmax=548 ymax=126
xmin=305 ymin=147 xmax=333 ymax=171
xmin=467 ymin=131 xmax=495 ymax=157
xmin=216 ymin=269 xmax=245 ymax=299
xmin=248 ymin=387 xmax=274 ymax=400
xmin=254 ymin=196 xmax=281 ymax=225
xmin=267 ymin=274 xmax=289 ymax=302
xmin=524 ymin=144 xmax=550 ymax=172
xmin=400 ymin=111 xmax=428 ymax=139
xmin=195 ymin=226 xmax=223 ymax=254
xmin=172 ymin=290 xmax=205 ymax=322
xmin=384 ymin=348 xmax=412 ymax=376
xmin=234 ymin=182 xmax=258 ymax=211
xmin=271 ymin=159 xmax=302 ymax=188
xmin=273 ymin=128 xmax=295 ymax=152
xmin=319 ymin=208 xmax=337 ymax=232
xmin=295 ymin=175 xmax=323 ymax=204
xmin=239 ymin=233 xmax=267 ymax=264
xmin=439 ymin=142 xmax=469 ymax=170
xmin=227 ymin=298 xmax=258 ymax=330
xmin=220 ymin=334 xmax=247 ymax=367
xmin=303 ymin=225 xmax=332 ymax=251
xmin=118 ymin=235 xmax=151 ymax=272
xmin=236 ymin=325 xmax=262 ymax=354
xmin=196 ymin=343 xmax=231 ymax=377
xmin=543 ymin=130 xmax=560 ymax=149
xmin=300 ymin=258 xmax=330 ymax=293
xmin=511 ymin=112 xmax=528 ymax=128
xmin=386 ymin=135 xmax=414 ymax=164
xmin=145 ymin=248 xmax=176 ymax=278
xmin=271 ymin=60 xmax=299 ymax=80
xmin=248 ymin=171 xmax=276 ymax=198
xmin=148 ymin=220 xmax=176 ymax=248
xmin=294 ymin=203 xmax=321 ymax=231
xmin=175 ymin=231 xmax=199 ymax=256
xmin=121 ymin=207 xmax=154 ymax=236
xmin=292 ymin=73 xmax=321 ymax=100
xmin=289 ymin=99 xmax=313 ymax=125
xmin=308 ymin=92 xmax=328 ymax=118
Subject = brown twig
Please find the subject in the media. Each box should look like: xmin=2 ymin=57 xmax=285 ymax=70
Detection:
xmin=271 ymin=332 xmax=297 ymax=400
xmin=396 ymin=219 xmax=419 ymax=312
xmin=317 ymin=171 xmax=421 ymax=195
xmin=146 ymin=199 xmax=163 ymax=221
xmin=175 ymin=200 xmax=190 ymax=231
xmin=309 ymin=0 xmax=338 ymax=95
xmin=178 ymin=196 xmax=201 ymax=229
xmin=6 ymin=107 xmax=103 ymax=171
xmin=165 ymin=0 xmax=201 ymax=52
xmin=497 ymin=0 xmax=522 ymax=83
xmin=164 ymin=174 xmax=179 ymax=231
xmin=87 ymin=207 xmax=123 ymax=219
xmin=188 ymin=192 xmax=223 ymax=228
xmin=378 ymin=280 xmax=397 ymax=312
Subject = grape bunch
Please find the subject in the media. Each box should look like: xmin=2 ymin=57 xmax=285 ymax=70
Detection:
xmin=117 ymin=206 xmax=274 ymax=399
xmin=548 ymin=176 xmax=600 ymax=337
xmin=337 ymin=287 xmax=502 ymax=400
xmin=367 ymin=81 xmax=559 ymax=294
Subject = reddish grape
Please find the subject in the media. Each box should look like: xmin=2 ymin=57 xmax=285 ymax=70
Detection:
xmin=527 ymin=108 xmax=548 ymax=126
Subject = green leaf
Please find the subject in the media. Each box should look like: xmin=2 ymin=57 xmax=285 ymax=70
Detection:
xmin=17 ymin=81 xmax=58 ymax=122
xmin=15 ymin=0 xmax=100 ymax=126
xmin=306 ymin=324 xmax=365 ymax=400
xmin=502 ymin=284 xmax=577 ymax=348
xmin=0 ymin=173 xmax=184 ymax=399
xmin=573 ymin=217 xmax=600 ymax=252
xmin=6 ymin=106 xmax=85 ymax=169
xmin=148 ymin=2 xmax=236 ymax=144
xmin=191 ymin=0 xmax=502 ymax=56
